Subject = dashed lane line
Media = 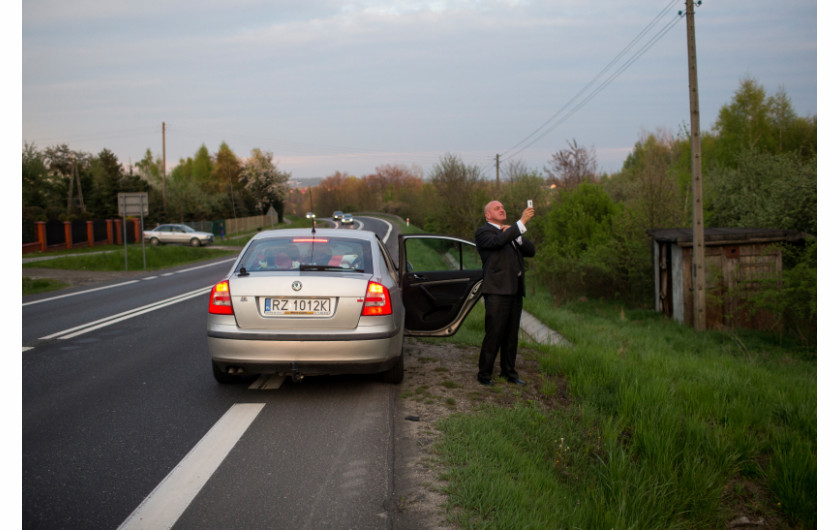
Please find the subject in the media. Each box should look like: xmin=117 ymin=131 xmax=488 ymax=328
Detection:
xmin=34 ymin=286 xmax=211 ymax=343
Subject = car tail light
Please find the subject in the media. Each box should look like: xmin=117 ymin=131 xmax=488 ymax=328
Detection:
xmin=362 ymin=281 xmax=392 ymax=316
xmin=209 ymin=281 xmax=234 ymax=315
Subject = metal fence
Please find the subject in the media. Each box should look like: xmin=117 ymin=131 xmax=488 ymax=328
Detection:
xmin=24 ymin=209 xmax=281 ymax=254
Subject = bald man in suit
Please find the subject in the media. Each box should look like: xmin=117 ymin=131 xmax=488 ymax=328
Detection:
xmin=474 ymin=200 xmax=536 ymax=386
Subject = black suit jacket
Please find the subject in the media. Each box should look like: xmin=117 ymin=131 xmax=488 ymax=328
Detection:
xmin=475 ymin=222 xmax=536 ymax=296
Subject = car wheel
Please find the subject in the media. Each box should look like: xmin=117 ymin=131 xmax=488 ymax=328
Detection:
xmin=150 ymin=237 xmax=160 ymax=246
xmin=212 ymin=362 xmax=241 ymax=384
xmin=381 ymin=351 xmax=404 ymax=384
xmin=190 ymin=237 xmax=200 ymax=247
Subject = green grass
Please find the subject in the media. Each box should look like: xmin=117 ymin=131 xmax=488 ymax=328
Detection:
xmin=430 ymin=285 xmax=816 ymax=528
xmin=22 ymin=277 xmax=68 ymax=294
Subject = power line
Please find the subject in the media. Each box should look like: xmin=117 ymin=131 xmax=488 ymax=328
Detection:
xmin=499 ymin=0 xmax=683 ymax=165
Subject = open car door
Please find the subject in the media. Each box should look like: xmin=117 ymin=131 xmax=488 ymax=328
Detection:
xmin=399 ymin=234 xmax=483 ymax=337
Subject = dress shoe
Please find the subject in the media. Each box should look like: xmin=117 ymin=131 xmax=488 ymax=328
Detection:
xmin=506 ymin=376 xmax=526 ymax=386
xmin=477 ymin=376 xmax=494 ymax=386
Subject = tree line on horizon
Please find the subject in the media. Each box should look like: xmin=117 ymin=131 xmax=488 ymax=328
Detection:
xmin=22 ymin=77 xmax=817 ymax=343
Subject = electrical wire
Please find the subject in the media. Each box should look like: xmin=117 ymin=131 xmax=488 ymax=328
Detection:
xmin=498 ymin=0 xmax=684 ymax=165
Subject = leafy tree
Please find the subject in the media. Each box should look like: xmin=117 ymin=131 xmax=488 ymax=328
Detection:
xmin=240 ymin=148 xmax=290 ymax=215
xmin=87 ymin=149 xmax=124 ymax=217
xmin=534 ymin=183 xmax=626 ymax=301
xmin=212 ymin=142 xmax=243 ymax=217
xmin=604 ymin=130 xmax=687 ymax=229
xmin=192 ymin=144 xmax=213 ymax=183
xmin=705 ymin=151 xmax=816 ymax=235
xmin=22 ymin=143 xmax=55 ymax=210
xmin=134 ymin=148 xmax=170 ymax=220
xmin=425 ymin=154 xmax=487 ymax=239
xmin=167 ymin=176 xmax=223 ymax=222
xmin=135 ymin=149 xmax=162 ymax=186
xmin=711 ymin=78 xmax=816 ymax=168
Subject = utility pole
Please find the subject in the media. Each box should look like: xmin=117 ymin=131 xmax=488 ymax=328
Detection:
xmin=162 ymin=122 xmax=167 ymax=214
xmin=684 ymin=0 xmax=705 ymax=331
xmin=74 ymin=157 xmax=86 ymax=213
xmin=495 ymin=154 xmax=500 ymax=194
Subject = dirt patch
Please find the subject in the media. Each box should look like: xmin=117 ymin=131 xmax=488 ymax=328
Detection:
xmin=391 ymin=337 xmax=568 ymax=529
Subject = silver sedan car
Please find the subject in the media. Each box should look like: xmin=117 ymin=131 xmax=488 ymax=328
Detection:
xmin=207 ymin=227 xmax=483 ymax=384
xmin=144 ymin=224 xmax=214 ymax=247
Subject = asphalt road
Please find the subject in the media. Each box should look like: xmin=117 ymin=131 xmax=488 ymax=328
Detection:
xmin=22 ymin=216 xmax=408 ymax=529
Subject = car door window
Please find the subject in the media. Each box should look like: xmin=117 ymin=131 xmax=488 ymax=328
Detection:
xmin=403 ymin=238 xmax=481 ymax=272
xmin=399 ymin=234 xmax=483 ymax=337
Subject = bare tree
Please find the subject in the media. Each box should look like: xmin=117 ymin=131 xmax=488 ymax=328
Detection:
xmin=502 ymin=159 xmax=531 ymax=183
xmin=544 ymin=139 xmax=598 ymax=190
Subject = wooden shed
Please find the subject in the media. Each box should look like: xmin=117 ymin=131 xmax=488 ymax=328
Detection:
xmin=647 ymin=228 xmax=809 ymax=331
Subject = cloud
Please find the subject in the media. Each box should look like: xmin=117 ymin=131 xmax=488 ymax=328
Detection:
xmin=22 ymin=0 xmax=817 ymax=178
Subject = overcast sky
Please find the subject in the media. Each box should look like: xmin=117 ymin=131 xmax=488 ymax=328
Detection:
xmin=20 ymin=0 xmax=818 ymax=181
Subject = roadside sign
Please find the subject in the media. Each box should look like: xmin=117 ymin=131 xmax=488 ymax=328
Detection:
xmin=117 ymin=193 xmax=148 ymax=271
xmin=117 ymin=193 xmax=149 ymax=216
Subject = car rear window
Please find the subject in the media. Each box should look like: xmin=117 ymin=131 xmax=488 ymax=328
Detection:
xmin=240 ymin=236 xmax=372 ymax=272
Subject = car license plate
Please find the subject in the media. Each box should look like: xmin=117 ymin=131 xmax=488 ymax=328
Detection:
xmin=262 ymin=297 xmax=333 ymax=317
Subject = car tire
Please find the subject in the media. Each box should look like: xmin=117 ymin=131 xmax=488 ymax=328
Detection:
xmin=381 ymin=351 xmax=404 ymax=384
xmin=190 ymin=237 xmax=201 ymax=247
xmin=212 ymin=362 xmax=241 ymax=384
xmin=150 ymin=237 xmax=160 ymax=246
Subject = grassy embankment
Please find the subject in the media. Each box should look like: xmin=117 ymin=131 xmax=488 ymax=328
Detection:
xmin=398 ymin=218 xmax=816 ymax=529
xmin=433 ymin=291 xmax=815 ymax=528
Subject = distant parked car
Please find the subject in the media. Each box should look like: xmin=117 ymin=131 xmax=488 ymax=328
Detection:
xmin=341 ymin=213 xmax=354 ymax=225
xmin=332 ymin=210 xmax=344 ymax=220
xmin=144 ymin=224 xmax=214 ymax=247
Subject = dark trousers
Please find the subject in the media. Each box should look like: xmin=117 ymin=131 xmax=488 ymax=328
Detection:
xmin=478 ymin=294 xmax=523 ymax=380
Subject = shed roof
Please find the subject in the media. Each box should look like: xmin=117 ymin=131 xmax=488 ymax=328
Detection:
xmin=646 ymin=227 xmax=810 ymax=245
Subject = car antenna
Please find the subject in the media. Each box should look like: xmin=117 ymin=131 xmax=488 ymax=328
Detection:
xmin=238 ymin=266 xmax=249 ymax=276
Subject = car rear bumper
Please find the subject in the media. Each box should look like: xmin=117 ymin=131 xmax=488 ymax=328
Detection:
xmin=207 ymin=328 xmax=404 ymax=376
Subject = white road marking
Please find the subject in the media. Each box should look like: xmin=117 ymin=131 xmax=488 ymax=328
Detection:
xmin=117 ymin=403 xmax=265 ymax=530
xmin=381 ymin=219 xmax=393 ymax=243
xmin=38 ymin=286 xmax=211 ymax=341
